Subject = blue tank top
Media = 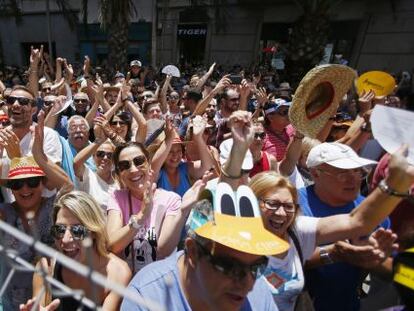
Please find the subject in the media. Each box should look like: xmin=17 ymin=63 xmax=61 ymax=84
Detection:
xmin=157 ymin=162 xmax=191 ymax=197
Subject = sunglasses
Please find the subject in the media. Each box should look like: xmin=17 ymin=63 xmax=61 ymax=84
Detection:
xmin=196 ymin=240 xmax=268 ymax=280
xmin=6 ymin=176 xmax=43 ymax=191
xmin=0 ymin=120 xmax=10 ymax=127
xmin=96 ymin=150 xmax=113 ymax=159
xmin=110 ymin=120 xmax=127 ymax=126
xmin=43 ymin=100 xmax=54 ymax=106
xmin=117 ymin=155 xmax=147 ymax=172
xmin=6 ymin=96 xmax=34 ymax=106
xmin=42 ymin=87 xmax=51 ymax=93
xmin=74 ymin=98 xmax=88 ymax=104
xmin=254 ymin=132 xmax=266 ymax=139
xmin=50 ymin=224 xmax=89 ymax=241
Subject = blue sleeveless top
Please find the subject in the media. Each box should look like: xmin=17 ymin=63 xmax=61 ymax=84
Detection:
xmin=157 ymin=161 xmax=191 ymax=197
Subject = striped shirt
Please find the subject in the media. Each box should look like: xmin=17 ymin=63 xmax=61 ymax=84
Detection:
xmin=263 ymin=124 xmax=295 ymax=161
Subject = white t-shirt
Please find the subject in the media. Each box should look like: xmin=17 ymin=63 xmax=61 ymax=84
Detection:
xmin=262 ymin=216 xmax=319 ymax=311
xmin=76 ymin=166 xmax=118 ymax=212
xmin=1 ymin=126 xmax=63 ymax=203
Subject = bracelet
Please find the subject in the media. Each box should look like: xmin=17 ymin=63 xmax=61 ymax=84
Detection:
xmin=220 ymin=166 xmax=242 ymax=179
xmin=378 ymin=180 xmax=410 ymax=198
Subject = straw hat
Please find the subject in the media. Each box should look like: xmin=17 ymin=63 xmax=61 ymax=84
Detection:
xmin=289 ymin=64 xmax=356 ymax=138
xmin=103 ymin=82 xmax=122 ymax=93
xmin=8 ymin=156 xmax=45 ymax=180
xmin=193 ymin=183 xmax=289 ymax=256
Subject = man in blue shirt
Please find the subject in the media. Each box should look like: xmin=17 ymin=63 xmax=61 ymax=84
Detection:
xmin=121 ymin=182 xmax=288 ymax=311
xmin=299 ymin=142 xmax=391 ymax=311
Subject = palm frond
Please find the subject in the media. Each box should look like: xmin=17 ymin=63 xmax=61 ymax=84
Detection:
xmin=54 ymin=0 xmax=79 ymax=30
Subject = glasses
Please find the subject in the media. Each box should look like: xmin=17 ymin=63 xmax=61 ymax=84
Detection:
xmin=117 ymin=155 xmax=147 ymax=172
xmin=110 ymin=120 xmax=127 ymax=126
xmin=50 ymin=224 xmax=89 ymax=241
xmin=96 ymin=151 xmax=113 ymax=159
xmin=254 ymin=132 xmax=266 ymax=140
xmin=6 ymin=177 xmax=43 ymax=191
xmin=169 ymin=96 xmax=179 ymax=100
xmin=69 ymin=123 xmax=88 ymax=132
xmin=43 ymin=100 xmax=54 ymax=106
xmin=74 ymin=99 xmax=88 ymax=104
xmin=42 ymin=87 xmax=51 ymax=93
xmin=317 ymin=168 xmax=369 ymax=182
xmin=143 ymin=94 xmax=152 ymax=99
xmin=0 ymin=120 xmax=10 ymax=127
xmin=6 ymin=96 xmax=34 ymax=106
xmin=260 ymin=199 xmax=297 ymax=213
xmin=196 ymin=240 xmax=268 ymax=280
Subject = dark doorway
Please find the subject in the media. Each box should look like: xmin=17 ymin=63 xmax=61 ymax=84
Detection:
xmin=177 ymin=24 xmax=207 ymax=65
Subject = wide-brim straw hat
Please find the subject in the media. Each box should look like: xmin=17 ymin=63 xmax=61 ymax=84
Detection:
xmin=289 ymin=64 xmax=356 ymax=138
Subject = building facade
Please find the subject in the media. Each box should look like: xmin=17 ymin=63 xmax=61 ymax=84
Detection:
xmin=0 ymin=0 xmax=413 ymax=73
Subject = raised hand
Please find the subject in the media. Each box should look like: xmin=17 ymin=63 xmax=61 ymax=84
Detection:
xmin=83 ymin=55 xmax=91 ymax=76
xmin=30 ymin=45 xmax=43 ymax=68
xmin=213 ymin=75 xmax=231 ymax=94
xmin=0 ymin=128 xmax=21 ymax=158
xmin=139 ymin=169 xmax=156 ymax=221
xmin=228 ymin=110 xmax=254 ymax=149
xmin=48 ymin=96 xmax=67 ymax=116
xmin=239 ymin=79 xmax=251 ymax=99
xmin=191 ymin=115 xmax=207 ymax=138
xmin=181 ymin=169 xmax=214 ymax=213
xmin=94 ymin=115 xmax=112 ymax=139
xmin=63 ymin=59 xmax=74 ymax=82
xmin=32 ymin=110 xmax=46 ymax=161
xmin=358 ymin=89 xmax=375 ymax=113
xmin=255 ymin=87 xmax=268 ymax=108
xmin=207 ymin=62 xmax=216 ymax=75
xmin=386 ymin=144 xmax=414 ymax=193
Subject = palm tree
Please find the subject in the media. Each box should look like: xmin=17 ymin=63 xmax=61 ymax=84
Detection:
xmin=90 ymin=0 xmax=137 ymax=74
xmin=285 ymin=0 xmax=342 ymax=86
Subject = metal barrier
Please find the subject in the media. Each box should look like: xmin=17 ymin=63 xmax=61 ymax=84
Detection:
xmin=0 ymin=219 xmax=165 ymax=311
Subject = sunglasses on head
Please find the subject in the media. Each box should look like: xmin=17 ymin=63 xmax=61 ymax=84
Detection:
xmin=195 ymin=240 xmax=268 ymax=280
xmin=117 ymin=155 xmax=147 ymax=172
xmin=110 ymin=120 xmax=127 ymax=126
xmin=6 ymin=96 xmax=34 ymax=106
xmin=50 ymin=224 xmax=89 ymax=241
xmin=96 ymin=150 xmax=113 ymax=159
xmin=254 ymin=132 xmax=266 ymax=139
xmin=6 ymin=176 xmax=43 ymax=191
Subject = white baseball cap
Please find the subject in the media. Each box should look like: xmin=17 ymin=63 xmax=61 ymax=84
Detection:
xmin=219 ymin=138 xmax=253 ymax=170
xmin=306 ymin=142 xmax=377 ymax=169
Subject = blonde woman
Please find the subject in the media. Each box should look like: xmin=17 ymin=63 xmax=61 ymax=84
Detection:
xmin=20 ymin=191 xmax=131 ymax=311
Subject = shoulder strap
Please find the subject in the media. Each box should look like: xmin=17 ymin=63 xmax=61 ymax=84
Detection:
xmin=288 ymin=227 xmax=304 ymax=265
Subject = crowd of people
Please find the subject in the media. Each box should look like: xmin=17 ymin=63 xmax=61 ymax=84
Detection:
xmin=0 ymin=45 xmax=414 ymax=311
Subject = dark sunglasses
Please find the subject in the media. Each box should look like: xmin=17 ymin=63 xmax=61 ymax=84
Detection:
xmin=6 ymin=176 xmax=43 ymax=191
xmin=96 ymin=151 xmax=113 ymax=159
xmin=74 ymin=99 xmax=88 ymax=104
xmin=50 ymin=224 xmax=89 ymax=241
xmin=6 ymin=96 xmax=34 ymax=106
xmin=196 ymin=240 xmax=268 ymax=280
xmin=117 ymin=155 xmax=147 ymax=172
xmin=43 ymin=100 xmax=54 ymax=106
xmin=42 ymin=87 xmax=51 ymax=93
xmin=110 ymin=120 xmax=127 ymax=126
xmin=254 ymin=132 xmax=266 ymax=139
xmin=0 ymin=120 xmax=10 ymax=127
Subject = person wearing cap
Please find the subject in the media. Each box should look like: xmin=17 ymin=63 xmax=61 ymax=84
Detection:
xmin=130 ymin=60 xmax=142 ymax=80
xmin=298 ymin=142 xmax=409 ymax=311
xmin=121 ymin=182 xmax=286 ymax=311
xmin=0 ymin=121 xmax=72 ymax=310
xmin=1 ymin=86 xmax=63 ymax=203
xmin=152 ymin=116 xmax=214 ymax=197
xmin=263 ymin=99 xmax=297 ymax=162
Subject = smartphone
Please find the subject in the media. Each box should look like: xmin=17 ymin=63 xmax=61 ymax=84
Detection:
xmin=229 ymin=74 xmax=243 ymax=85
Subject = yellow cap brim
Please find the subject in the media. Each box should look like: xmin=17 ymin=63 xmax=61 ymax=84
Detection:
xmin=195 ymin=213 xmax=289 ymax=256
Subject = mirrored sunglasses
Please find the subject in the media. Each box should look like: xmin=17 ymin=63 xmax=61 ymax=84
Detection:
xmin=50 ymin=224 xmax=89 ymax=241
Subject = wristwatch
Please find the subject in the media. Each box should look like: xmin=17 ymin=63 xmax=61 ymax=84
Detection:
xmin=128 ymin=215 xmax=143 ymax=230
xmin=378 ymin=180 xmax=410 ymax=198
xmin=319 ymin=246 xmax=334 ymax=265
